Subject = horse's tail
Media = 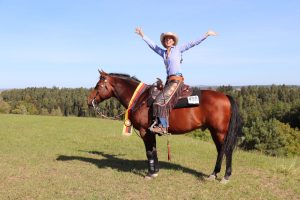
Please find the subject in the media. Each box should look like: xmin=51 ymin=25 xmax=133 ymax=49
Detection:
xmin=223 ymin=95 xmax=242 ymax=155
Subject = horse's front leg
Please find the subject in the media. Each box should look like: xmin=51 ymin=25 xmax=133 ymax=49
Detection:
xmin=142 ymin=129 xmax=159 ymax=180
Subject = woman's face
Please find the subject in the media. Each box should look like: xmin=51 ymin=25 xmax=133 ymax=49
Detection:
xmin=164 ymin=36 xmax=175 ymax=48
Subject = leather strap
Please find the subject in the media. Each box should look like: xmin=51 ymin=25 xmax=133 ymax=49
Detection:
xmin=168 ymin=76 xmax=184 ymax=82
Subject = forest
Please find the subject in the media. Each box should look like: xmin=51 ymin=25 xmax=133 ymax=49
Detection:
xmin=1 ymin=85 xmax=299 ymax=157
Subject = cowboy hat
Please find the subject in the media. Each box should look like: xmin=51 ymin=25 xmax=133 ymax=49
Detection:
xmin=160 ymin=32 xmax=179 ymax=48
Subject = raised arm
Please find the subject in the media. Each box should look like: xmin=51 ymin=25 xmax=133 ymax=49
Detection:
xmin=179 ymin=30 xmax=217 ymax=53
xmin=135 ymin=27 xmax=164 ymax=57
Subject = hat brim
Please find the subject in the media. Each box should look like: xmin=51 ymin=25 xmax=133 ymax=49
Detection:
xmin=160 ymin=32 xmax=178 ymax=48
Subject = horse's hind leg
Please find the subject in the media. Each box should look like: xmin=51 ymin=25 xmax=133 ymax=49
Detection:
xmin=221 ymin=148 xmax=233 ymax=184
xmin=143 ymin=130 xmax=159 ymax=179
xmin=209 ymin=130 xmax=234 ymax=184
xmin=207 ymin=130 xmax=224 ymax=180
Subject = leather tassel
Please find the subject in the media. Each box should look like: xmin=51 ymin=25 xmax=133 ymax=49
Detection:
xmin=167 ymin=139 xmax=171 ymax=161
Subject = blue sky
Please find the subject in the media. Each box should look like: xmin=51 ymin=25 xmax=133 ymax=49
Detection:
xmin=0 ymin=0 xmax=299 ymax=88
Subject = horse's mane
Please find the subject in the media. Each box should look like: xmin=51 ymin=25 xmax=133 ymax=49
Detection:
xmin=109 ymin=73 xmax=141 ymax=83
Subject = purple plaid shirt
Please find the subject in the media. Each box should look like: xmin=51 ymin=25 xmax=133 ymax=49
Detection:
xmin=142 ymin=35 xmax=207 ymax=77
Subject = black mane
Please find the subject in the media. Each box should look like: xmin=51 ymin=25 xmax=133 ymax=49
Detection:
xmin=109 ymin=73 xmax=141 ymax=82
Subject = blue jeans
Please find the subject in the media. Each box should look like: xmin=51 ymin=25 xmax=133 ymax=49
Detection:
xmin=159 ymin=117 xmax=168 ymax=128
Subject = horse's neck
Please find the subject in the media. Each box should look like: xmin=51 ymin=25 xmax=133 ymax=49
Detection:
xmin=112 ymin=79 xmax=139 ymax=109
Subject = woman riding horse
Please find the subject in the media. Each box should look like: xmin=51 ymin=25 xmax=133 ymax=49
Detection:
xmin=88 ymin=71 xmax=241 ymax=183
xmin=135 ymin=27 xmax=217 ymax=135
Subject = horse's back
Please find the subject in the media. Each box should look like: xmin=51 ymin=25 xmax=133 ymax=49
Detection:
xmin=200 ymin=89 xmax=230 ymax=103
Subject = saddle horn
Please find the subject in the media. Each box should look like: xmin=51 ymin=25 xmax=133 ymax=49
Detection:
xmin=156 ymin=78 xmax=163 ymax=90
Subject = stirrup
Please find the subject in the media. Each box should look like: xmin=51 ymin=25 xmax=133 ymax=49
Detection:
xmin=150 ymin=126 xmax=168 ymax=136
xmin=149 ymin=120 xmax=157 ymax=130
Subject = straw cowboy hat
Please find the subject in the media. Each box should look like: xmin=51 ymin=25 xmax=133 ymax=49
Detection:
xmin=160 ymin=32 xmax=179 ymax=48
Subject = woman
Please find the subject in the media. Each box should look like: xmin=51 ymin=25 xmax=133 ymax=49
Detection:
xmin=135 ymin=27 xmax=217 ymax=135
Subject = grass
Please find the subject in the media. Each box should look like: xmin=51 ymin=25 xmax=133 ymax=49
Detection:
xmin=0 ymin=114 xmax=299 ymax=200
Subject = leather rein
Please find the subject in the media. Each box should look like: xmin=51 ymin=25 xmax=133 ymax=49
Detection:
xmin=92 ymin=98 xmax=125 ymax=120
xmin=91 ymin=82 xmax=155 ymax=120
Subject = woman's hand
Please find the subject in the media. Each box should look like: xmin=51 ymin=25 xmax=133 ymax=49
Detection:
xmin=205 ymin=30 xmax=217 ymax=37
xmin=135 ymin=27 xmax=144 ymax=38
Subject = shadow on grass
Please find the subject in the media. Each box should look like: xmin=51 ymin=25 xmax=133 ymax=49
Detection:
xmin=56 ymin=150 xmax=207 ymax=180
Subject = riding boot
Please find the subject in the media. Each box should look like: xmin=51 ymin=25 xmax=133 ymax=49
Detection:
xmin=150 ymin=117 xmax=168 ymax=135
xmin=150 ymin=126 xmax=167 ymax=135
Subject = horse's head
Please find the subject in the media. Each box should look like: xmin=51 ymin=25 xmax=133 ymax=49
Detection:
xmin=87 ymin=70 xmax=115 ymax=107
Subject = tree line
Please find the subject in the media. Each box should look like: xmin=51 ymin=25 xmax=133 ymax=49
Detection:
xmin=0 ymin=87 xmax=124 ymax=118
xmin=217 ymin=85 xmax=300 ymax=156
xmin=0 ymin=85 xmax=299 ymax=157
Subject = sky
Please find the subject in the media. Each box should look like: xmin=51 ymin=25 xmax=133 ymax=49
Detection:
xmin=0 ymin=0 xmax=299 ymax=88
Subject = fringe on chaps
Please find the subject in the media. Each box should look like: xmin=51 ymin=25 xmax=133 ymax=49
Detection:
xmin=152 ymin=80 xmax=183 ymax=126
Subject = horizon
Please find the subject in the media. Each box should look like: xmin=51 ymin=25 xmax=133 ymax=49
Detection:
xmin=1 ymin=83 xmax=300 ymax=91
xmin=1 ymin=1 xmax=300 ymax=88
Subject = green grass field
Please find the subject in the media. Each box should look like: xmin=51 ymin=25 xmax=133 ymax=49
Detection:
xmin=0 ymin=114 xmax=299 ymax=200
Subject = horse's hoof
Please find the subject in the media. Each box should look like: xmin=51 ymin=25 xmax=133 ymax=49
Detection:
xmin=220 ymin=177 xmax=230 ymax=184
xmin=144 ymin=175 xmax=153 ymax=180
xmin=205 ymin=175 xmax=216 ymax=181
xmin=144 ymin=172 xmax=158 ymax=180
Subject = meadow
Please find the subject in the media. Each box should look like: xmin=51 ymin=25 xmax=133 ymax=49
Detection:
xmin=0 ymin=114 xmax=299 ymax=200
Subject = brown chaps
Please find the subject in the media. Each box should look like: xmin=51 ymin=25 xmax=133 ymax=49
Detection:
xmin=152 ymin=76 xmax=184 ymax=125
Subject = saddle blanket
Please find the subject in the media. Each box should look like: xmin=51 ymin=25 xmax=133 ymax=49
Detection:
xmin=173 ymin=94 xmax=201 ymax=109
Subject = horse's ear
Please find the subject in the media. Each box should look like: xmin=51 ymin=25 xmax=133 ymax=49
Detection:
xmin=98 ymin=69 xmax=107 ymax=76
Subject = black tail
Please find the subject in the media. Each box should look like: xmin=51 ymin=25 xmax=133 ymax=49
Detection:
xmin=223 ymin=95 xmax=242 ymax=155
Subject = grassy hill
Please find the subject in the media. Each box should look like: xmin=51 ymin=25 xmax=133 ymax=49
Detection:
xmin=0 ymin=114 xmax=299 ymax=200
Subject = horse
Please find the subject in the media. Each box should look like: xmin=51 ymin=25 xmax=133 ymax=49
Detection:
xmin=87 ymin=70 xmax=242 ymax=183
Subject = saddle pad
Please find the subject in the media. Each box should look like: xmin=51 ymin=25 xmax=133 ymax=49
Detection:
xmin=173 ymin=94 xmax=201 ymax=109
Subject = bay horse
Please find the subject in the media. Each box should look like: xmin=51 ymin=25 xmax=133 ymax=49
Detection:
xmin=87 ymin=70 xmax=241 ymax=183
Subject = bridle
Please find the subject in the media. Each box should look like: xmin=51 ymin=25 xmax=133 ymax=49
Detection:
xmin=91 ymin=75 xmax=126 ymax=120
xmin=91 ymin=75 xmax=161 ymax=120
